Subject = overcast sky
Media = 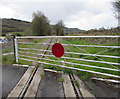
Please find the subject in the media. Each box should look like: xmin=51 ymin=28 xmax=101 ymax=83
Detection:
xmin=0 ymin=0 xmax=118 ymax=30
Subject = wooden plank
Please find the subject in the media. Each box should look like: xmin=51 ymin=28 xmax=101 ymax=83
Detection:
xmin=73 ymin=74 xmax=96 ymax=98
xmin=13 ymin=64 xmax=35 ymax=68
xmin=70 ymin=75 xmax=82 ymax=98
xmin=24 ymin=68 xmax=42 ymax=97
xmin=7 ymin=67 xmax=34 ymax=98
xmin=44 ymin=68 xmax=58 ymax=73
xmin=44 ymin=68 xmax=63 ymax=74
xmin=62 ymin=74 xmax=76 ymax=98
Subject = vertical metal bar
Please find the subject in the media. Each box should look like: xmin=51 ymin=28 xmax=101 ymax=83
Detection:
xmin=14 ymin=36 xmax=18 ymax=62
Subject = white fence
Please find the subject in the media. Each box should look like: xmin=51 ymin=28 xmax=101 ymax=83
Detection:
xmin=14 ymin=36 xmax=120 ymax=78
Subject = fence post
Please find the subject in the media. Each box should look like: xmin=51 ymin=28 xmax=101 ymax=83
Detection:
xmin=13 ymin=36 xmax=18 ymax=63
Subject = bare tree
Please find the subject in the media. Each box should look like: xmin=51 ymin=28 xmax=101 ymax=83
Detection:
xmin=112 ymin=0 xmax=120 ymax=19
xmin=54 ymin=20 xmax=65 ymax=36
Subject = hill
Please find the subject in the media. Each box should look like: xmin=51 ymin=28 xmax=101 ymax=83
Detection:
xmin=2 ymin=18 xmax=86 ymax=36
xmin=64 ymin=27 xmax=85 ymax=35
xmin=1 ymin=18 xmax=119 ymax=36
xmin=2 ymin=18 xmax=30 ymax=35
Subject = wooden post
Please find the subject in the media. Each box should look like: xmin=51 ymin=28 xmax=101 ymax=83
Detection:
xmin=13 ymin=36 xmax=18 ymax=63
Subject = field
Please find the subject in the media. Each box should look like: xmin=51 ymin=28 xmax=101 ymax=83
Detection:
xmin=17 ymin=37 xmax=119 ymax=80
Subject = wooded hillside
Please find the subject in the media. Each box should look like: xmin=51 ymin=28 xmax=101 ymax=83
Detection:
xmin=2 ymin=18 xmax=30 ymax=34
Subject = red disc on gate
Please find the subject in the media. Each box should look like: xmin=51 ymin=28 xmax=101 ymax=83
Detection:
xmin=52 ymin=43 xmax=64 ymax=58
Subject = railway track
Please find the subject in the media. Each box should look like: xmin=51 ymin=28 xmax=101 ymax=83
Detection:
xmin=6 ymin=36 xmax=120 ymax=98
xmin=7 ymin=38 xmax=54 ymax=98
xmin=6 ymin=38 xmax=96 ymax=98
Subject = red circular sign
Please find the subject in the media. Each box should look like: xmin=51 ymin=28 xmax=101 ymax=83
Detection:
xmin=52 ymin=43 xmax=64 ymax=58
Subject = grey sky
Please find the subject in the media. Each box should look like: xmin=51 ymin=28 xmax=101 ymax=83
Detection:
xmin=0 ymin=0 xmax=118 ymax=30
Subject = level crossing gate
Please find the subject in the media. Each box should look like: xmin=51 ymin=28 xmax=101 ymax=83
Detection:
xmin=14 ymin=36 xmax=120 ymax=79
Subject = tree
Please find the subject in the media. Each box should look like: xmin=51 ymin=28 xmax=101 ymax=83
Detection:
xmin=31 ymin=11 xmax=51 ymax=36
xmin=54 ymin=20 xmax=65 ymax=36
xmin=112 ymin=1 xmax=120 ymax=19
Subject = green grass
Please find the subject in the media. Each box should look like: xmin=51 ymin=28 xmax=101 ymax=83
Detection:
xmin=2 ymin=38 xmax=46 ymax=66
xmin=61 ymin=38 xmax=119 ymax=78
xmin=17 ymin=37 xmax=119 ymax=79
xmin=18 ymin=38 xmax=46 ymax=49
xmin=2 ymin=47 xmax=14 ymax=53
xmin=18 ymin=38 xmax=49 ymax=65
xmin=43 ymin=38 xmax=119 ymax=79
xmin=71 ymin=79 xmax=80 ymax=88
xmin=58 ymin=78 xmax=65 ymax=83
xmin=2 ymin=54 xmax=15 ymax=65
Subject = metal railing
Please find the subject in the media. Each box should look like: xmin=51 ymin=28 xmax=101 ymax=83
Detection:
xmin=14 ymin=36 xmax=120 ymax=78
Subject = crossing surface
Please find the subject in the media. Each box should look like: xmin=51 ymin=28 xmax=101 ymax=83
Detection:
xmin=2 ymin=65 xmax=119 ymax=98
xmin=2 ymin=65 xmax=28 ymax=98
xmin=2 ymin=36 xmax=119 ymax=98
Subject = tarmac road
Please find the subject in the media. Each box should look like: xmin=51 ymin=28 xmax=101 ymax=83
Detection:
xmin=36 ymin=71 xmax=64 ymax=98
xmin=2 ymin=65 xmax=28 ymax=98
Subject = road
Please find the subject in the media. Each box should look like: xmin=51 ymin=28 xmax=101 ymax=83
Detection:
xmin=2 ymin=65 xmax=27 ymax=98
